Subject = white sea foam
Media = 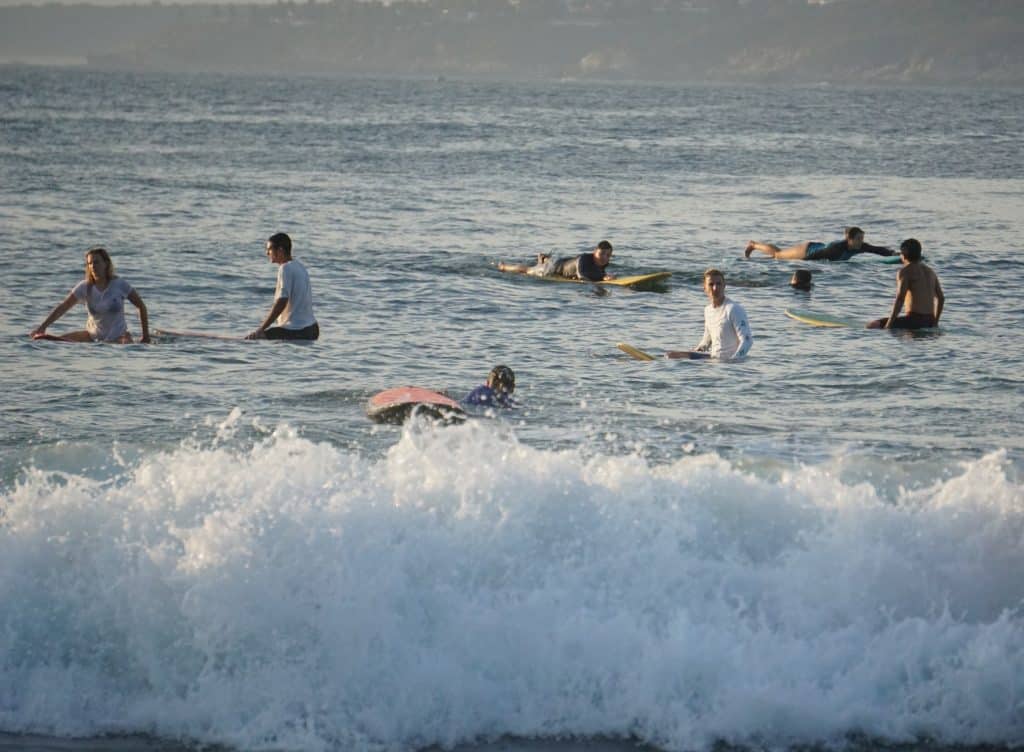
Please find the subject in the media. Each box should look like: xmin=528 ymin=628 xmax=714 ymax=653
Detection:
xmin=1 ymin=421 xmax=1022 ymax=751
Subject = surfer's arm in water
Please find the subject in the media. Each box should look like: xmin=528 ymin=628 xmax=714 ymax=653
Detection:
xmin=127 ymin=290 xmax=151 ymax=343
xmin=881 ymin=274 xmax=910 ymax=330
xmin=247 ymin=297 xmax=288 ymax=340
xmin=31 ymin=292 xmax=79 ymax=338
xmin=665 ymin=324 xmax=712 ymax=360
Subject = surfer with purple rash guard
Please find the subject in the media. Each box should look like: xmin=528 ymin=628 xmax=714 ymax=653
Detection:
xmin=666 ymin=268 xmax=752 ymax=361
xmin=462 ymin=365 xmax=516 ymax=408
xmin=499 ymin=240 xmax=615 ymax=281
xmin=246 ymin=232 xmax=319 ymax=341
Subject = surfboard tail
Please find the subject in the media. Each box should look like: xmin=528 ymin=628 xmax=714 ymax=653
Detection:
xmin=616 ymin=342 xmax=657 ymax=361
xmin=784 ymin=309 xmax=859 ymax=328
xmin=154 ymin=328 xmax=242 ymax=341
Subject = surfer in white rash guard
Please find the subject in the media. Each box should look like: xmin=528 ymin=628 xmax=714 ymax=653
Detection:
xmin=246 ymin=232 xmax=319 ymax=341
xmin=666 ymin=268 xmax=752 ymax=360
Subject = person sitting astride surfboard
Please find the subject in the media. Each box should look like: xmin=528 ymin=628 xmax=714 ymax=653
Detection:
xmin=867 ymin=238 xmax=944 ymax=330
xmin=31 ymin=246 xmax=150 ymax=344
xmin=463 ymin=365 xmax=516 ymax=408
xmin=744 ymin=226 xmax=896 ymax=262
xmin=666 ymin=268 xmax=753 ymax=361
xmin=498 ymin=240 xmax=615 ymax=281
xmin=246 ymin=232 xmax=319 ymax=341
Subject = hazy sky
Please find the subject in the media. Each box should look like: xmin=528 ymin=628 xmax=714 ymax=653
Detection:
xmin=0 ymin=0 xmax=304 ymax=5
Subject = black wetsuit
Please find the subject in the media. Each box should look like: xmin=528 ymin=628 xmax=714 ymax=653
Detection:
xmin=807 ymin=240 xmax=896 ymax=262
xmin=553 ymin=253 xmax=608 ymax=281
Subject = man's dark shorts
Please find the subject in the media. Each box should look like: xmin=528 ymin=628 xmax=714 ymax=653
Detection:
xmin=873 ymin=313 xmax=937 ymax=330
xmin=264 ymin=322 xmax=320 ymax=340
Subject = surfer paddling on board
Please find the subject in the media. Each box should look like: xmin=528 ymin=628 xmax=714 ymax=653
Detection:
xmin=463 ymin=365 xmax=516 ymax=408
xmin=498 ymin=241 xmax=615 ymax=281
xmin=744 ymin=226 xmax=896 ymax=262
xmin=31 ymin=247 xmax=150 ymax=343
xmin=666 ymin=268 xmax=753 ymax=361
xmin=246 ymin=232 xmax=319 ymax=341
xmin=867 ymin=238 xmax=944 ymax=330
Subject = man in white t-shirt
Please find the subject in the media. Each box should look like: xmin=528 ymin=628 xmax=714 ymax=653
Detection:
xmin=246 ymin=232 xmax=319 ymax=341
xmin=666 ymin=268 xmax=752 ymax=360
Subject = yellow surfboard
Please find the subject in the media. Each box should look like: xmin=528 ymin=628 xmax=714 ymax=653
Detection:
xmin=617 ymin=342 xmax=657 ymax=361
xmin=591 ymin=272 xmax=671 ymax=288
xmin=784 ymin=309 xmax=860 ymax=328
xmin=503 ymin=269 xmax=671 ymax=289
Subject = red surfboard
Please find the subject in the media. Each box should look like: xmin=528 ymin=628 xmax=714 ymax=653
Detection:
xmin=366 ymin=386 xmax=467 ymax=425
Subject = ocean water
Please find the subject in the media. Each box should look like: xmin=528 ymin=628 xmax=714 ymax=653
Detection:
xmin=1 ymin=68 xmax=1022 ymax=752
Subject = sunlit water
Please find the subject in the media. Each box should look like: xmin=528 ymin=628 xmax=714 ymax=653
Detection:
xmin=1 ymin=68 xmax=1022 ymax=752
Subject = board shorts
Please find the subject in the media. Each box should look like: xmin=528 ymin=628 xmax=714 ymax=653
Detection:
xmin=526 ymin=255 xmax=558 ymax=277
xmin=872 ymin=313 xmax=937 ymax=330
xmin=804 ymin=242 xmax=828 ymax=260
xmin=264 ymin=322 xmax=320 ymax=340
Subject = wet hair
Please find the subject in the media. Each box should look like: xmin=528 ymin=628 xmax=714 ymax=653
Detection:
xmin=597 ymin=240 xmax=613 ymax=253
xmin=703 ymin=267 xmax=724 ymax=283
xmin=790 ymin=269 xmax=812 ymax=290
xmin=84 ymin=247 xmax=116 ymax=285
xmin=487 ymin=365 xmax=515 ymax=394
xmin=268 ymin=232 xmax=292 ymax=257
xmin=845 ymin=226 xmax=864 ymax=240
xmin=900 ymin=238 xmax=922 ymax=262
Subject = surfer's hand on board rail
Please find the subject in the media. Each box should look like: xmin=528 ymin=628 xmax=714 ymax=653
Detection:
xmin=244 ymin=330 xmax=267 ymax=340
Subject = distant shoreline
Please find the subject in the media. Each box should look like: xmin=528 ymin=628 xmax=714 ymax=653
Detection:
xmin=2 ymin=0 xmax=1023 ymax=86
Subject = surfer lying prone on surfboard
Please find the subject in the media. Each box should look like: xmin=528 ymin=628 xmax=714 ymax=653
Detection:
xmin=665 ymin=269 xmax=753 ymax=361
xmin=744 ymin=226 xmax=896 ymax=262
xmin=31 ymin=247 xmax=151 ymax=344
xmin=498 ymin=240 xmax=614 ymax=281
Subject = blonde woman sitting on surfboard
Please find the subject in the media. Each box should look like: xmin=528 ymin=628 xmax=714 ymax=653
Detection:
xmin=31 ymin=247 xmax=150 ymax=344
xmin=666 ymin=268 xmax=752 ymax=361
xmin=499 ymin=240 xmax=615 ymax=281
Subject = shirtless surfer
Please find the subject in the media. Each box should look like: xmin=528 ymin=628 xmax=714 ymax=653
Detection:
xmin=867 ymin=238 xmax=944 ymax=330
xmin=498 ymin=241 xmax=615 ymax=281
